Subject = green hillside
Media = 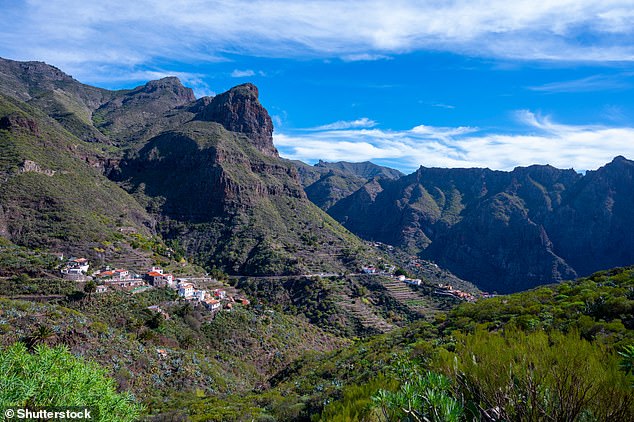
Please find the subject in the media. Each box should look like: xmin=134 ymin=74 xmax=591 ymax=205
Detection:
xmin=0 ymin=94 xmax=153 ymax=255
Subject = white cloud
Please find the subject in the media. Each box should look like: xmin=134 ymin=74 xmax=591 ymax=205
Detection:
xmin=231 ymin=69 xmax=256 ymax=77
xmin=275 ymin=111 xmax=634 ymax=173
xmin=1 ymin=0 xmax=633 ymax=86
xmin=340 ymin=53 xmax=391 ymax=62
xmin=309 ymin=118 xmax=378 ymax=131
xmin=528 ymin=74 xmax=632 ymax=93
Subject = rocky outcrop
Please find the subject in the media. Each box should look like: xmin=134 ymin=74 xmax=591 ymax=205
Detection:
xmin=142 ymin=77 xmax=196 ymax=103
xmin=0 ymin=113 xmax=40 ymax=135
xmin=196 ymin=83 xmax=278 ymax=157
xmin=19 ymin=160 xmax=56 ymax=177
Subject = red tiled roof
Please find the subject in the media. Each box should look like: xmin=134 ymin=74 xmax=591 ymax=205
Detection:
xmin=147 ymin=271 xmax=163 ymax=277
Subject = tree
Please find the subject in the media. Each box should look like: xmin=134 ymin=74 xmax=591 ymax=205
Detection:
xmin=394 ymin=268 xmax=410 ymax=278
xmin=84 ymin=280 xmax=97 ymax=301
xmin=0 ymin=343 xmax=143 ymax=421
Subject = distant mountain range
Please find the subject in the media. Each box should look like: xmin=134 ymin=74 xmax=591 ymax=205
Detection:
xmin=306 ymin=156 xmax=634 ymax=293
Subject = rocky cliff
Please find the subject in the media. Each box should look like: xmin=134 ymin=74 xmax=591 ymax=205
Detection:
xmin=195 ymin=83 xmax=277 ymax=157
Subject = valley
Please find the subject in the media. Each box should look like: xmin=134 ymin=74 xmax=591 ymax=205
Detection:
xmin=0 ymin=56 xmax=632 ymax=421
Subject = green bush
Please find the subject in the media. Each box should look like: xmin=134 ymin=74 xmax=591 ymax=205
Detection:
xmin=440 ymin=328 xmax=634 ymax=421
xmin=0 ymin=343 xmax=143 ymax=421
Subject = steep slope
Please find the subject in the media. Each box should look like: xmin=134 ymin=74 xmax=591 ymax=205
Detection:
xmin=547 ymin=156 xmax=634 ymax=275
xmin=92 ymin=77 xmax=196 ymax=145
xmin=0 ymin=57 xmax=115 ymax=143
xmin=0 ymin=57 xmax=378 ymax=276
xmin=0 ymin=93 xmax=153 ymax=254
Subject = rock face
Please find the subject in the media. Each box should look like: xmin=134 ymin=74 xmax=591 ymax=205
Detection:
xmin=327 ymin=160 xmax=634 ymax=293
xmin=196 ymin=83 xmax=278 ymax=157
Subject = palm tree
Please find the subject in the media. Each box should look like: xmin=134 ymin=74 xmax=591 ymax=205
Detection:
xmin=24 ymin=324 xmax=56 ymax=351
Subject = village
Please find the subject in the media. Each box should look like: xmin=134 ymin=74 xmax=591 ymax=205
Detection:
xmin=60 ymin=257 xmax=250 ymax=316
xmin=59 ymin=248 xmax=490 ymax=319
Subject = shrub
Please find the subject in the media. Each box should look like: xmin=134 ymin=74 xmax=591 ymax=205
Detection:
xmin=0 ymin=342 xmax=143 ymax=421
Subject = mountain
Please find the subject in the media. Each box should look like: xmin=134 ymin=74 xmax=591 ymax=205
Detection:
xmin=0 ymin=57 xmax=376 ymax=275
xmin=327 ymin=161 xmax=634 ymax=293
xmin=313 ymin=160 xmax=403 ymax=180
xmin=294 ymin=160 xmax=403 ymax=211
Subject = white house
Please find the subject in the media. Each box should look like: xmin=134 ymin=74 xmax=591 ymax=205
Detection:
xmin=404 ymin=278 xmax=422 ymax=286
xmin=362 ymin=266 xmax=377 ymax=274
xmin=193 ymin=289 xmax=206 ymax=301
xmin=149 ymin=266 xmax=163 ymax=275
xmin=113 ymin=269 xmax=130 ymax=280
xmin=204 ymin=298 xmax=222 ymax=312
xmin=178 ymin=282 xmax=194 ymax=298
xmin=71 ymin=258 xmax=90 ymax=273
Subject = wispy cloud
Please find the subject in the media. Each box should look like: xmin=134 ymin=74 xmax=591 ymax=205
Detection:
xmin=341 ymin=53 xmax=391 ymax=62
xmin=231 ymin=69 xmax=256 ymax=78
xmin=529 ymin=74 xmax=632 ymax=93
xmin=1 ymin=0 xmax=633 ymax=86
xmin=275 ymin=111 xmax=634 ymax=173
xmin=308 ymin=118 xmax=378 ymax=131
xmin=430 ymin=103 xmax=456 ymax=109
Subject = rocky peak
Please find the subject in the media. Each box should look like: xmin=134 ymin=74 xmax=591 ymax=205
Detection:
xmin=196 ymin=83 xmax=278 ymax=157
xmin=128 ymin=77 xmax=196 ymax=105
xmin=140 ymin=77 xmax=195 ymax=102
xmin=14 ymin=59 xmax=74 ymax=83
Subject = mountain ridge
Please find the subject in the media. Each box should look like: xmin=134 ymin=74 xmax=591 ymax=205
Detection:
xmin=325 ymin=158 xmax=633 ymax=292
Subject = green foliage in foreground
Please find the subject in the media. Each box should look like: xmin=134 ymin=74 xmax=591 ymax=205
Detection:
xmin=440 ymin=328 xmax=633 ymax=421
xmin=372 ymin=361 xmax=463 ymax=422
xmin=306 ymin=268 xmax=634 ymax=421
xmin=0 ymin=342 xmax=143 ymax=422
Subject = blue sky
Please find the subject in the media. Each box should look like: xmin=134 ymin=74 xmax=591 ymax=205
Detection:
xmin=1 ymin=1 xmax=634 ymax=173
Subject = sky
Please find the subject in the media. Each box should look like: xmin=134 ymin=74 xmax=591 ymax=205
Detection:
xmin=1 ymin=1 xmax=634 ymax=174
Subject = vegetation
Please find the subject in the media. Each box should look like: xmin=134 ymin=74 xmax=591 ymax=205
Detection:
xmin=0 ymin=342 xmax=142 ymax=421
